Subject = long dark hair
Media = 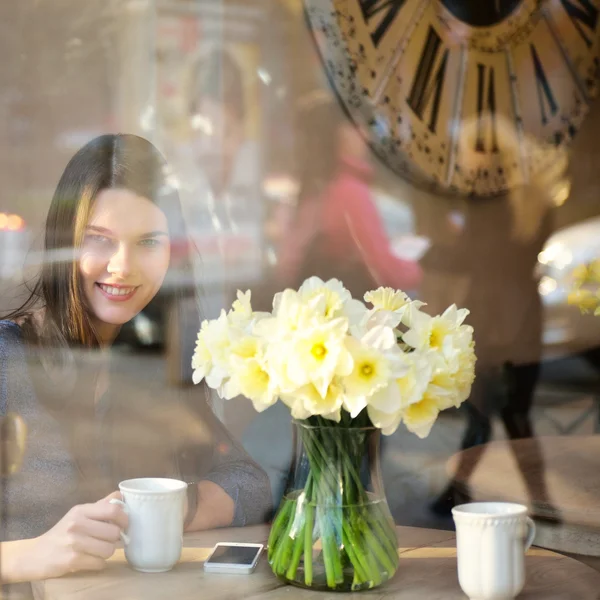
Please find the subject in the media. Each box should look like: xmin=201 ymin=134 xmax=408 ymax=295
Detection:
xmin=4 ymin=133 xmax=194 ymax=349
xmin=2 ymin=134 xmax=210 ymax=497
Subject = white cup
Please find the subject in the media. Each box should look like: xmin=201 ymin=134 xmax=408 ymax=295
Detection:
xmin=109 ymin=477 xmax=187 ymax=573
xmin=452 ymin=502 xmax=536 ymax=600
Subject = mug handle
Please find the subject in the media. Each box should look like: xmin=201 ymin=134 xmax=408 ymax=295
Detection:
xmin=109 ymin=498 xmax=131 ymax=545
xmin=524 ymin=516 xmax=536 ymax=552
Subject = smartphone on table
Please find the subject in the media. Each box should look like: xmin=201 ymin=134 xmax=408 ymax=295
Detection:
xmin=203 ymin=542 xmax=264 ymax=574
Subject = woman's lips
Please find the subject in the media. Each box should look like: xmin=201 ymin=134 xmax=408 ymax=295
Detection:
xmin=96 ymin=283 xmax=138 ymax=302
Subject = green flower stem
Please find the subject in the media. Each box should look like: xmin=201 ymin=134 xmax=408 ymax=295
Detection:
xmin=303 ymin=502 xmax=314 ymax=586
xmin=269 ymin=420 xmax=398 ymax=590
xmin=285 ymin=522 xmax=306 ymax=580
xmin=268 ymin=499 xmax=294 ymax=561
xmin=318 ymin=508 xmax=336 ymax=588
xmin=341 ymin=516 xmax=370 ymax=585
xmin=271 ymin=513 xmax=296 ymax=576
xmin=362 ymin=539 xmax=382 ymax=587
xmin=283 ymin=475 xmax=313 ymax=581
xmin=361 ymin=521 xmax=397 ymax=574
xmin=372 ymin=508 xmax=400 ymax=562
xmin=303 ymin=427 xmax=391 ymax=585
xmin=306 ymin=426 xmax=392 ymax=542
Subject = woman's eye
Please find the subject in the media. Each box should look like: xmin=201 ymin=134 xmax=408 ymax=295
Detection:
xmin=139 ymin=238 xmax=161 ymax=248
xmin=86 ymin=234 xmax=111 ymax=245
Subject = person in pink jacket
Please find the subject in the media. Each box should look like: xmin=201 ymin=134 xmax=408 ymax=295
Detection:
xmin=276 ymin=97 xmax=422 ymax=297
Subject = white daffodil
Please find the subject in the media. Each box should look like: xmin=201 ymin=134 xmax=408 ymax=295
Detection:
xmin=402 ymin=394 xmax=440 ymax=438
xmin=281 ymin=378 xmax=345 ymax=422
xmin=191 ymin=310 xmax=232 ymax=388
xmin=232 ymin=356 xmax=278 ymax=412
xmin=342 ymin=336 xmax=399 ymax=418
xmin=429 ymin=341 xmax=476 ymax=410
xmin=258 ymin=288 xmax=323 ymax=343
xmin=191 ymin=275 xmax=477 ymax=440
xmin=191 ymin=332 xmax=212 ymax=384
xmin=363 ymin=286 xmax=425 ymax=330
xmin=367 ymin=404 xmax=404 ymax=436
xmin=368 ymin=350 xmax=432 ymax=414
xmin=366 ymin=350 xmax=433 ymax=435
xmin=453 ymin=342 xmax=476 ymax=405
xmin=229 ymin=289 xmax=253 ymax=323
xmin=285 ymin=317 xmax=354 ymax=398
xmin=299 ymin=276 xmax=367 ymax=326
xmin=403 ymin=304 xmax=470 ymax=355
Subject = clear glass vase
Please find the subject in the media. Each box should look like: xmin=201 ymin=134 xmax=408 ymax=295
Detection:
xmin=268 ymin=420 xmax=398 ymax=591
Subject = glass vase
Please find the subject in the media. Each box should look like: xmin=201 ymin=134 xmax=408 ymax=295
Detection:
xmin=268 ymin=420 xmax=398 ymax=591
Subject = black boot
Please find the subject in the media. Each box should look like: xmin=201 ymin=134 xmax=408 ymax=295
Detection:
xmin=430 ymin=482 xmax=471 ymax=516
xmin=430 ymin=405 xmax=492 ymax=516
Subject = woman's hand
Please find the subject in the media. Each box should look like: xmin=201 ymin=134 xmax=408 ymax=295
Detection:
xmin=25 ymin=492 xmax=128 ymax=581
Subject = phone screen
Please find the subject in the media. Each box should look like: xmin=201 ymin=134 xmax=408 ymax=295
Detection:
xmin=207 ymin=545 xmax=261 ymax=566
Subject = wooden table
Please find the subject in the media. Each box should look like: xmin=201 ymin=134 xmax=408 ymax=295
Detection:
xmin=447 ymin=436 xmax=600 ymax=558
xmin=32 ymin=524 xmax=600 ymax=599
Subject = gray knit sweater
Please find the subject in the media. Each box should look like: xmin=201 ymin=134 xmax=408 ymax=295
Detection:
xmin=0 ymin=320 xmax=272 ymax=542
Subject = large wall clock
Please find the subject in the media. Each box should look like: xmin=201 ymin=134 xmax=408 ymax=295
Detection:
xmin=304 ymin=0 xmax=600 ymax=196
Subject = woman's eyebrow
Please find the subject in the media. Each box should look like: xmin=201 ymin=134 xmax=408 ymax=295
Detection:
xmin=86 ymin=225 xmax=113 ymax=235
xmin=139 ymin=230 xmax=169 ymax=238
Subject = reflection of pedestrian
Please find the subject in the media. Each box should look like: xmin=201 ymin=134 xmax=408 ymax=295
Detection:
xmin=430 ymin=184 xmax=556 ymax=516
xmin=277 ymin=97 xmax=422 ymax=298
xmin=172 ymin=47 xmax=264 ymax=396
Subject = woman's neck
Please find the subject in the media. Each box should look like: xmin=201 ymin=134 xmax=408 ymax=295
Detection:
xmin=92 ymin=320 xmax=120 ymax=347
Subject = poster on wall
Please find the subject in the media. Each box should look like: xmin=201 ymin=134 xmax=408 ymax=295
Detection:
xmin=155 ymin=6 xmax=265 ymax=293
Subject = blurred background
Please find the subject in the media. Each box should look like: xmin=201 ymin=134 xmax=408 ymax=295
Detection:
xmin=1 ymin=0 xmax=600 ymax=558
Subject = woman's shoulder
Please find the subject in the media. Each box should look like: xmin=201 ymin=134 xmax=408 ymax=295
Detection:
xmin=0 ymin=321 xmax=30 ymax=415
xmin=0 ymin=319 xmax=24 ymax=347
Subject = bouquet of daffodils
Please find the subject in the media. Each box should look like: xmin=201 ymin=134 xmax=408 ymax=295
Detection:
xmin=568 ymin=260 xmax=600 ymax=316
xmin=192 ymin=277 xmax=475 ymax=590
xmin=192 ymin=276 xmax=475 ymax=438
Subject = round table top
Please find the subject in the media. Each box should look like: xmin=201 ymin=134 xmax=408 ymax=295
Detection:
xmin=32 ymin=524 xmax=600 ymax=600
xmin=447 ymin=435 xmax=600 ymax=555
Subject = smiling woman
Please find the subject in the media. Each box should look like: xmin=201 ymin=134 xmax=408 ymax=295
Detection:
xmin=78 ymin=189 xmax=171 ymax=344
xmin=0 ymin=134 xmax=272 ymax=592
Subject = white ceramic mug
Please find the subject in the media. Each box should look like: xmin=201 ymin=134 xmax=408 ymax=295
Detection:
xmin=109 ymin=477 xmax=187 ymax=573
xmin=452 ymin=502 xmax=536 ymax=600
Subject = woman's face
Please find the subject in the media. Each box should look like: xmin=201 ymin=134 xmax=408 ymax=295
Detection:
xmin=79 ymin=188 xmax=171 ymax=337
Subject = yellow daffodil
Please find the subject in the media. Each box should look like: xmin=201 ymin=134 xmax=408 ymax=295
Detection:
xmin=233 ymin=357 xmax=278 ymax=412
xmin=285 ymin=318 xmax=353 ymax=398
xmin=366 ymin=351 xmax=432 ymax=432
xmin=363 ymin=286 xmax=425 ymax=329
xmin=402 ymin=394 xmax=440 ymax=438
xmin=191 ymin=310 xmax=231 ymax=388
xmin=299 ymin=276 xmax=366 ymax=325
xmin=343 ymin=338 xmax=392 ymax=417
xmin=230 ymin=289 xmax=253 ymax=322
xmin=366 ymin=404 xmax=404 ymax=436
xmin=572 ymin=264 xmax=591 ymax=287
xmin=282 ymin=378 xmax=344 ymax=422
xmin=191 ymin=276 xmax=477 ymax=439
xmin=364 ymin=287 xmax=409 ymax=312
xmin=568 ymin=289 xmax=599 ymax=313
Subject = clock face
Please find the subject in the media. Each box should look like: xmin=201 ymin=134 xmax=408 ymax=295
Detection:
xmin=305 ymin=0 xmax=600 ymax=196
xmin=440 ymin=1 xmax=522 ymax=27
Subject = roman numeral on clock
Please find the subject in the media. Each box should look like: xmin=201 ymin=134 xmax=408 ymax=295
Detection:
xmin=407 ymin=25 xmax=449 ymax=134
xmin=475 ymin=64 xmax=499 ymax=153
xmin=530 ymin=44 xmax=559 ymax=125
xmin=359 ymin=0 xmax=406 ymax=48
xmin=560 ymin=0 xmax=599 ymax=48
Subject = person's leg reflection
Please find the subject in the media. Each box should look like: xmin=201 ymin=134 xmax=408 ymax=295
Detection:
xmin=431 ymin=373 xmax=495 ymax=515
xmin=501 ymin=362 xmax=561 ymax=523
